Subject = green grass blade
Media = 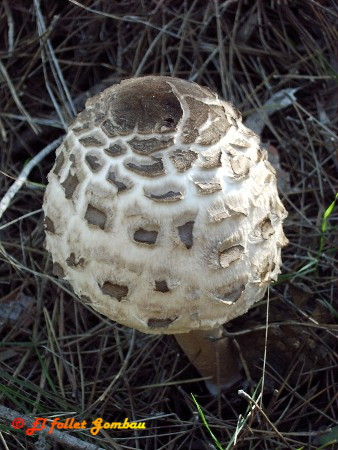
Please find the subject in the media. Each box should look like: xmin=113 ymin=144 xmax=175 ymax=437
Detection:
xmin=191 ymin=393 xmax=224 ymax=450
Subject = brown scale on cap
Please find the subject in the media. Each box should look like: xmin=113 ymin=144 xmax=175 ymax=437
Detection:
xmin=169 ymin=149 xmax=198 ymax=172
xmin=155 ymin=280 xmax=170 ymax=292
xmin=177 ymin=221 xmax=194 ymax=249
xmin=133 ymin=228 xmax=158 ymax=245
xmin=79 ymin=135 xmax=105 ymax=147
xmin=104 ymin=142 xmax=127 ymax=157
xmin=197 ymin=148 xmax=222 ymax=169
xmin=53 ymin=151 xmax=65 ymax=176
xmin=145 ymin=189 xmax=184 ymax=202
xmin=101 ymin=282 xmax=129 ymax=301
xmin=103 ymin=80 xmax=183 ymax=135
xmin=220 ymin=286 xmax=245 ymax=304
xmin=85 ymin=153 xmax=103 ymax=172
xmin=66 ymin=253 xmax=85 ymax=267
xmin=61 ymin=172 xmax=79 ymax=199
xmin=84 ymin=204 xmax=107 ymax=230
xmin=148 ymin=317 xmax=178 ymax=329
xmin=43 ymin=76 xmax=288 ymax=393
xmin=129 ymin=137 xmax=174 ymax=155
xmin=125 ymin=157 xmax=166 ymax=177
xmin=53 ymin=262 xmax=65 ymax=278
xmin=44 ymin=216 xmax=55 ymax=233
xmin=219 ymin=245 xmax=245 ymax=269
xmin=106 ymin=170 xmax=132 ymax=193
xmin=72 ymin=123 xmax=91 ymax=134
xmin=194 ymin=179 xmax=222 ymax=195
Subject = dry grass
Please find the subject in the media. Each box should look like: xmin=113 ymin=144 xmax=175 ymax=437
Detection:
xmin=0 ymin=1 xmax=337 ymax=449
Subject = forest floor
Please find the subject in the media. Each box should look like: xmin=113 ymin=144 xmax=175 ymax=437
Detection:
xmin=0 ymin=1 xmax=337 ymax=449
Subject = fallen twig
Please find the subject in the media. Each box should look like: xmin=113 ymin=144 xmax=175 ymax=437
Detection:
xmin=0 ymin=136 xmax=63 ymax=221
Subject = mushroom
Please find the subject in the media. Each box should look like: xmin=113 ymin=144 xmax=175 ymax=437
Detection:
xmin=43 ymin=76 xmax=288 ymax=394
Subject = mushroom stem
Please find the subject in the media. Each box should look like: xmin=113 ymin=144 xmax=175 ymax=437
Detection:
xmin=174 ymin=326 xmax=241 ymax=394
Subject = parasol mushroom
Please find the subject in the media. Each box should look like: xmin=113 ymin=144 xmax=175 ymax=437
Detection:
xmin=43 ymin=76 xmax=288 ymax=393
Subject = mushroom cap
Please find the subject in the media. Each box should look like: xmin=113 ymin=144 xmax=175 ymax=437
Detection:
xmin=43 ymin=76 xmax=288 ymax=334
